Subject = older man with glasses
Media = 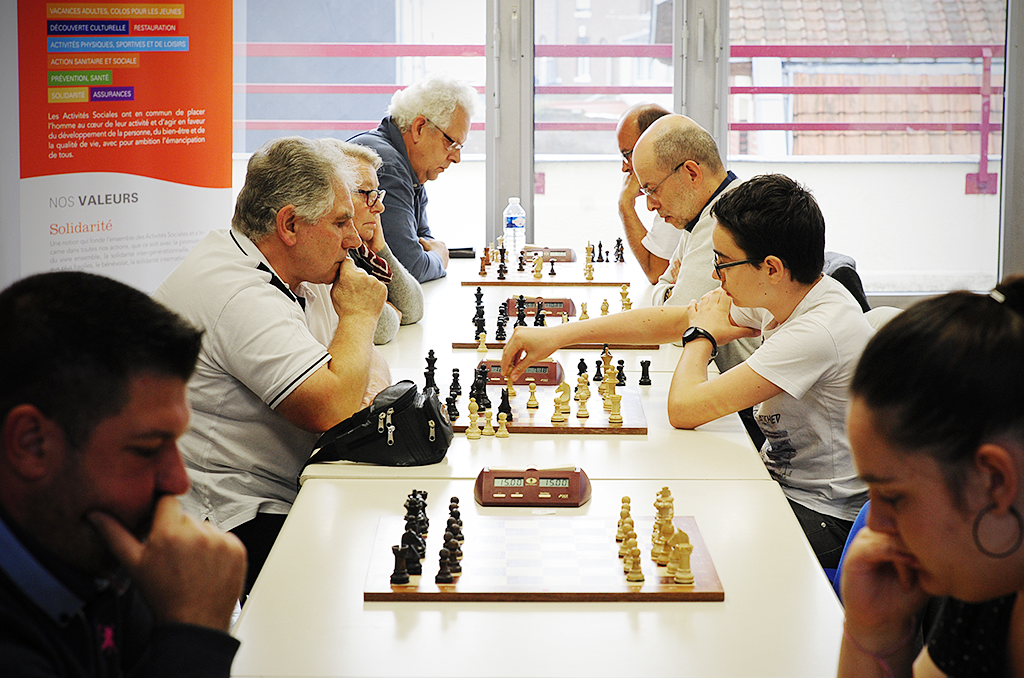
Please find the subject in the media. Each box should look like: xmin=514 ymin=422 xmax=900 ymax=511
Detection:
xmin=624 ymin=114 xmax=755 ymax=372
xmin=349 ymin=73 xmax=478 ymax=283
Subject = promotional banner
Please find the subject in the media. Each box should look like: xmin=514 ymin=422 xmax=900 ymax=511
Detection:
xmin=18 ymin=1 xmax=232 ymax=291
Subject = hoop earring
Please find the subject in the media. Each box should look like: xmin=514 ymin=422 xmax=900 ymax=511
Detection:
xmin=973 ymin=504 xmax=1024 ymax=559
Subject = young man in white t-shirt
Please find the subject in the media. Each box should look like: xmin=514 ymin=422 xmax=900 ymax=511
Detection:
xmin=502 ymin=174 xmax=871 ymax=568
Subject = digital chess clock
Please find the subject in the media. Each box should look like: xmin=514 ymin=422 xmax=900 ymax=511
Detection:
xmin=474 ymin=467 xmax=592 ymax=507
xmin=480 ymin=359 xmax=564 ymax=386
xmin=506 ymin=296 xmax=577 ymax=317
xmin=523 ymin=245 xmax=576 ymax=262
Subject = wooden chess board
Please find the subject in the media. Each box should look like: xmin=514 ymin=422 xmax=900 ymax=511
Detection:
xmin=364 ymin=515 xmax=724 ymax=602
xmin=452 ymin=340 xmax=660 ymax=351
xmin=452 ymin=384 xmax=647 ymax=435
xmin=461 ymin=264 xmax=632 ymax=287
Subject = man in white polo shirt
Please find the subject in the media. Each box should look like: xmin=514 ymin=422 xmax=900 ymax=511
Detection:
xmin=154 ymin=136 xmax=390 ymax=595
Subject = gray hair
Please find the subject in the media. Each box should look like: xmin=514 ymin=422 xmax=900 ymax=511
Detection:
xmin=319 ymin=137 xmax=383 ymax=171
xmin=232 ymin=136 xmax=358 ymax=241
xmin=389 ymin=72 xmax=478 ymax=132
xmin=651 ymin=122 xmax=725 ymax=175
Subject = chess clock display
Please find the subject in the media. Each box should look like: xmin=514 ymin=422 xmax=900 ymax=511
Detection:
xmin=505 ymin=296 xmax=577 ymax=317
xmin=475 ymin=467 xmax=592 ymax=507
xmin=481 ymin=359 xmax=564 ymax=386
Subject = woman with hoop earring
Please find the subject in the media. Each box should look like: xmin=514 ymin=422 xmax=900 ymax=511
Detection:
xmin=839 ymin=274 xmax=1024 ymax=678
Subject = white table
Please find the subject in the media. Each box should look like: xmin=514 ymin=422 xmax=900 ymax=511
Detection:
xmin=231 ymin=478 xmax=843 ymax=678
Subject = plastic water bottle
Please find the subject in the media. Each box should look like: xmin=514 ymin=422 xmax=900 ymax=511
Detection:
xmin=502 ymin=197 xmax=526 ymax=258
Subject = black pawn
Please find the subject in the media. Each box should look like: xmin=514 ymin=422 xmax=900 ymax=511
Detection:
xmin=446 ymin=395 xmax=459 ymax=421
xmin=447 ymin=517 xmax=464 ymax=543
xmin=390 ymin=545 xmax=410 ymax=585
xmin=639 ymin=359 xmax=652 ymax=386
xmin=495 ymin=317 xmax=507 ymax=341
xmin=617 ymin=359 xmax=626 ymax=386
xmin=517 ymin=252 xmax=526 ymax=272
xmin=435 ymin=548 xmax=455 ymax=584
xmin=450 ymin=507 xmax=463 ymax=528
xmin=447 ymin=546 xmax=462 ymax=574
xmin=548 ymin=258 xmax=556 ymax=276
xmin=593 ymin=359 xmax=603 ymax=382
xmin=444 ymin=532 xmax=463 ymax=560
xmin=474 ymin=315 xmax=487 ymax=340
xmin=533 ymin=309 xmax=546 ymax=326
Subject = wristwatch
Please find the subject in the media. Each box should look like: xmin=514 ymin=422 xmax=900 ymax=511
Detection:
xmin=681 ymin=326 xmax=718 ymax=359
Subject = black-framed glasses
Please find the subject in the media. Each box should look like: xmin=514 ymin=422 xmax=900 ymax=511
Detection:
xmin=356 ymin=188 xmax=386 ymax=208
xmin=713 ymin=253 xmax=760 ymax=277
xmin=640 ymin=161 xmax=685 ymax=197
xmin=620 ymin=148 xmax=634 ymax=162
xmin=426 ymin=118 xmax=464 ymax=152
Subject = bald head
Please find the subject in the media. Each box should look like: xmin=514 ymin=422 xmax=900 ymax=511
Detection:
xmin=631 ymin=114 xmax=728 ymax=227
xmin=633 ymin=114 xmax=725 ymax=177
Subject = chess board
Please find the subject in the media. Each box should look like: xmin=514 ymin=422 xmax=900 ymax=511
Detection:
xmin=364 ymin=515 xmax=724 ymax=602
xmin=452 ymin=341 xmax=660 ymax=351
xmin=452 ymin=384 xmax=647 ymax=435
xmin=461 ymin=265 xmax=631 ymax=287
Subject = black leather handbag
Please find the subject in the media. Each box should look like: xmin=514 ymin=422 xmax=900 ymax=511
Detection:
xmin=302 ymin=380 xmax=453 ymax=473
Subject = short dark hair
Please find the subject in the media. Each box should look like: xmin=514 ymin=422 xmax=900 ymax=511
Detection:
xmin=0 ymin=272 xmax=203 ymax=448
xmin=851 ymin=275 xmax=1024 ymax=507
xmin=710 ymin=174 xmax=825 ymax=285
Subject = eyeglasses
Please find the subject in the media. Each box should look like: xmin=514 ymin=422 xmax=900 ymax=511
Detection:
xmin=620 ymin=148 xmax=634 ymax=162
xmin=640 ymin=162 xmax=685 ymax=198
xmin=355 ymin=188 xmax=386 ymax=208
xmin=713 ymin=253 xmax=760 ymax=277
xmin=426 ymin=118 xmax=464 ymax=152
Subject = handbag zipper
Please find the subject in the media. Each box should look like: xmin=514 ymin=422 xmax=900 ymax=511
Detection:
xmin=386 ymin=408 xmax=395 ymax=445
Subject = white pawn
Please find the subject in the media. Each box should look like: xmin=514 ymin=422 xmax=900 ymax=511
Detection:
xmin=495 ymin=412 xmax=510 ymax=438
xmin=481 ymin=410 xmax=495 ymax=436
xmin=466 ymin=398 xmax=481 ymax=440
xmin=626 ymin=545 xmax=645 ymax=582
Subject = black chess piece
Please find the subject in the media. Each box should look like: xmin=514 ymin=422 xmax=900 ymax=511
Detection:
xmin=447 ymin=517 xmax=464 ymax=543
xmin=533 ymin=309 xmax=546 ymax=326
xmin=450 ymin=368 xmax=462 ymax=397
xmin=617 ymin=359 xmax=626 ymax=386
xmin=548 ymin=258 xmax=556 ymax=276
xmin=596 ymin=241 xmax=604 ymax=262
xmin=593 ymin=359 xmax=603 ymax=382
xmin=449 ymin=507 xmax=463 ymax=528
xmin=435 ymin=548 xmax=455 ymax=584
xmin=403 ymin=543 xmax=422 ymax=575
xmin=444 ymin=532 xmax=463 ymax=559
xmin=498 ymin=388 xmax=513 ymax=422
xmin=517 ymin=252 xmax=526 ymax=272
xmin=494 ymin=320 xmax=507 ymax=342
xmin=474 ymin=316 xmax=487 ymax=340
xmin=577 ymin=358 xmax=588 ymax=376
xmin=402 ymin=521 xmax=426 ymax=558
xmin=473 ymin=366 xmax=491 ymax=410
xmin=475 ymin=286 xmax=484 ymax=305
xmin=447 ymin=545 xmax=462 ymax=574
xmin=390 ymin=544 xmax=410 ymax=585
xmin=446 ymin=395 xmax=459 ymax=421
xmin=497 ymin=263 xmax=506 ymax=280
xmin=639 ymin=359 xmax=652 ymax=386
